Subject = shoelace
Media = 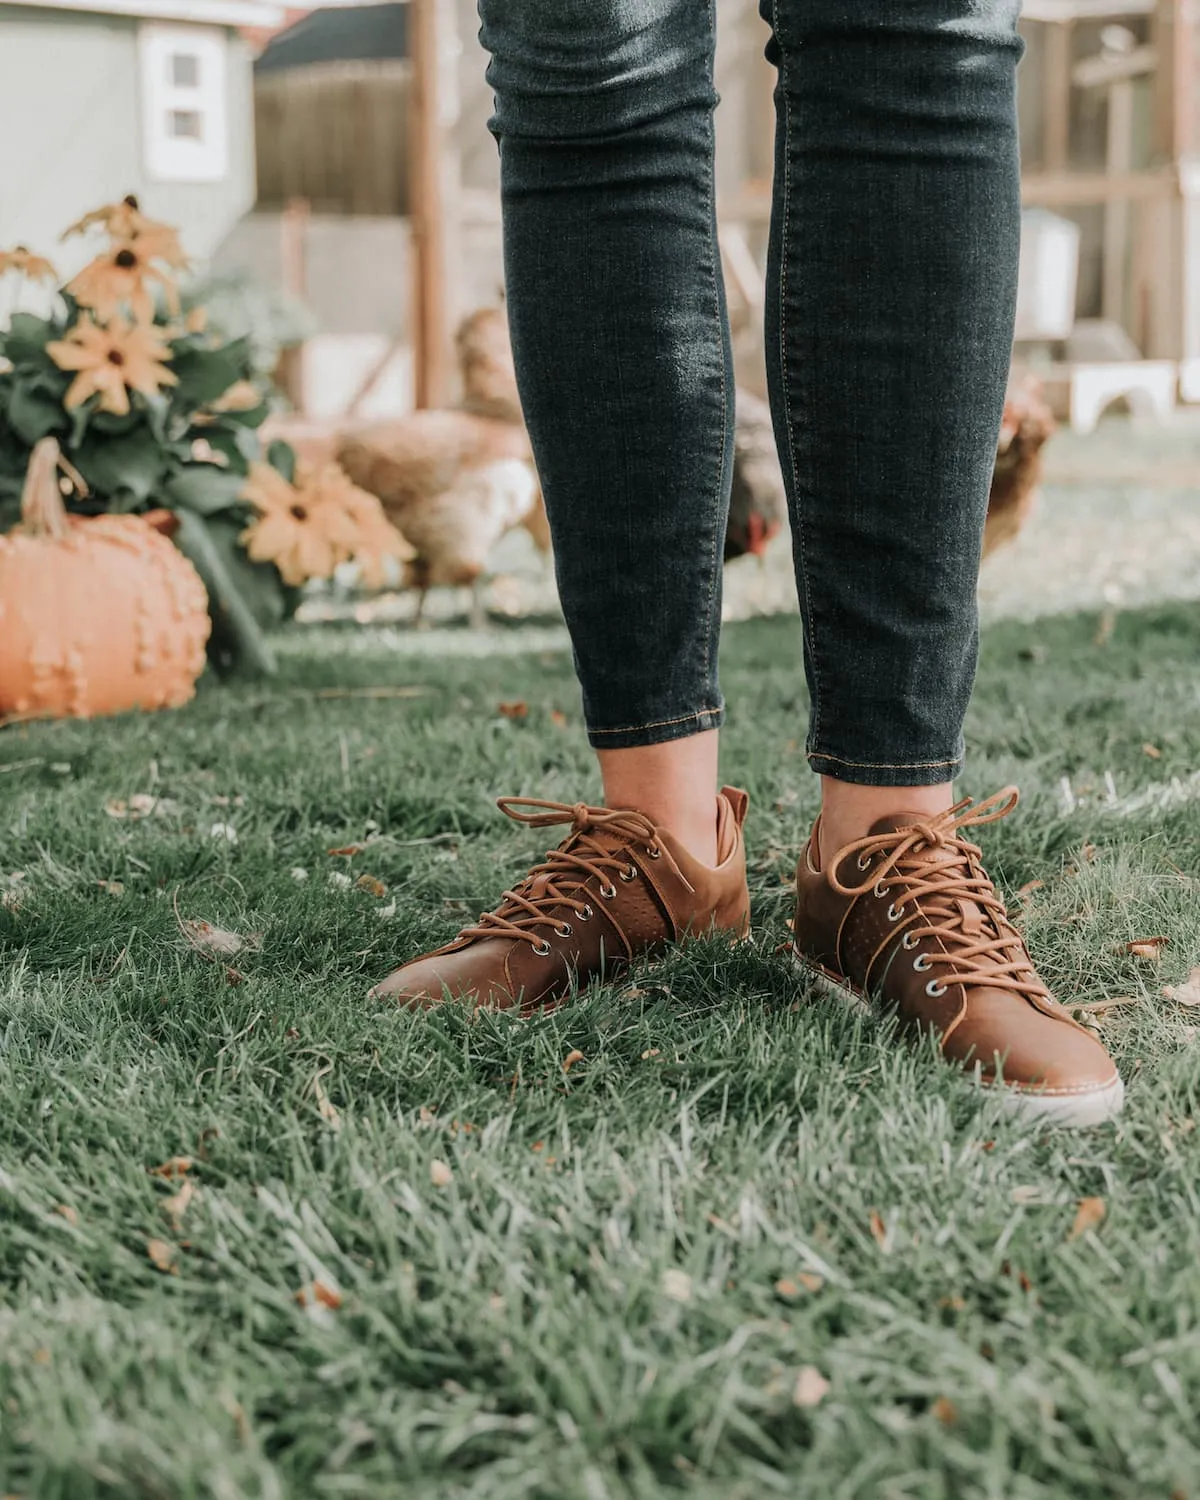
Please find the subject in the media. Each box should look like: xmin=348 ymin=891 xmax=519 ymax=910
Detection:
xmin=827 ymin=786 xmax=1050 ymax=1006
xmin=458 ymin=798 xmax=662 ymax=953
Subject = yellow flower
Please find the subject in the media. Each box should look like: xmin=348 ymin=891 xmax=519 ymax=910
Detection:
xmin=0 ymin=246 xmax=58 ymax=282
xmin=47 ymin=315 xmax=177 ymax=416
xmin=67 ymin=241 xmax=179 ymax=324
xmin=240 ymin=461 xmax=361 ymax=586
xmin=61 ymin=195 xmax=188 ymax=269
xmin=340 ymin=483 xmax=414 ymax=589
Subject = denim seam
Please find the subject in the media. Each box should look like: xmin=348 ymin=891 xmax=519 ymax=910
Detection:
xmin=807 ymin=751 xmax=963 ymax=771
xmin=700 ymin=0 xmax=726 ymax=699
xmin=772 ymin=5 xmax=822 ymax=751
xmin=590 ymin=708 xmax=724 ymax=737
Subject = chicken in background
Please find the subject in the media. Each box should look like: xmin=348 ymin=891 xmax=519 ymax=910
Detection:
xmin=336 ymin=307 xmax=546 ymax=627
xmin=983 ymin=374 xmax=1056 ymax=560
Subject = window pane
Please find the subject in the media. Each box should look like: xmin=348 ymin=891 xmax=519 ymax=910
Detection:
xmin=171 ymin=52 xmax=200 ymax=87
xmin=169 ymin=109 xmax=203 ymax=140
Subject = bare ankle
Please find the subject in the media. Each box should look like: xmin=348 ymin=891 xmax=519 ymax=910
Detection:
xmin=597 ymin=730 xmax=721 ymax=866
xmin=817 ymin=777 xmax=955 ymax=868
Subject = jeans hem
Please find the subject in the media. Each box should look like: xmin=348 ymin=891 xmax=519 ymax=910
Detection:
xmin=586 ymin=705 xmax=725 ymax=750
xmin=807 ymin=749 xmax=963 ymax=788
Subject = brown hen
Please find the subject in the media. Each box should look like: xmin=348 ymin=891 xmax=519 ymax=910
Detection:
xmin=336 ymin=308 xmax=544 ymax=626
xmin=983 ymin=374 xmax=1056 ymax=560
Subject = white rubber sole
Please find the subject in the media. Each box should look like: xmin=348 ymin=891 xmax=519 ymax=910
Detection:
xmin=791 ymin=948 xmax=1125 ymax=1129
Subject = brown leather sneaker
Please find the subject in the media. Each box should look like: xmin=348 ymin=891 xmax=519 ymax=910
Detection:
xmin=791 ymin=787 xmax=1123 ymax=1127
xmin=371 ymin=787 xmax=752 ymax=1012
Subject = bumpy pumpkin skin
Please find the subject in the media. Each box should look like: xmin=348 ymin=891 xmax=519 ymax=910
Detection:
xmin=0 ymin=515 xmax=211 ymax=719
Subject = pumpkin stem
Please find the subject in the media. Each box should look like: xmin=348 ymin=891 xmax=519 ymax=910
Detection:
xmin=20 ymin=438 xmax=88 ymax=539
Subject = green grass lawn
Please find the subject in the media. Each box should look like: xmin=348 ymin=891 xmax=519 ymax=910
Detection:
xmin=3 ymin=605 xmax=1200 ymax=1499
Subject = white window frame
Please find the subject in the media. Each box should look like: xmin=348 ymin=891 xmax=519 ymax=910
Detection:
xmin=138 ymin=22 xmax=229 ymax=183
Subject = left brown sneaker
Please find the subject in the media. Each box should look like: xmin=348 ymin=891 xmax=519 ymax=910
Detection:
xmin=791 ymin=787 xmax=1123 ymax=1127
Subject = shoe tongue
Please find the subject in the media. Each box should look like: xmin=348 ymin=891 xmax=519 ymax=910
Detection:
xmin=519 ymin=824 xmax=634 ymax=905
xmin=866 ymin=812 xmax=987 ymax=937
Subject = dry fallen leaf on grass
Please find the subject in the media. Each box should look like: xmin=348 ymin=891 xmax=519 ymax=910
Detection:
xmin=1143 ymin=743 xmax=1163 ymax=759
xmin=161 ymin=1179 xmax=195 ymax=1232
xmin=295 ymin=1279 xmax=342 ymax=1311
xmin=775 ymin=1272 xmax=824 ymax=1300
xmin=549 ymin=710 xmax=568 ymax=729
xmin=792 ymin=1366 xmax=830 ymax=1408
xmin=354 ymin=874 xmax=387 ymax=898
xmin=1125 ymin=936 xmax=1170 ymax=961
xmin=497 ymin=701 xmax=529 ymax=719
xmin=327 ymin=843 xmax=366 ymax=857
xmin=180 ymin=919 xmax=247 ymax=958
xmin=868 ymin=1211 xmax=891 ymax=1252
xmin=1068 ymin=1196 xmax=1106 ymax=1241
xmin=1164 ymin=967 xmax=1200 ymax=1007
xmin=931 ymin=1396 xmax=957 ymax=1426
xmin=147 ymin=1238 xmax=177 ymax=1274
xmin=97 ymin=879 xmax=124 ymax=897
xmin=562 ymin=1049 xmax=584 ymax=1072
xmin=312 ymin=1072 xmax=342 ymax=1131
xmin=149 ymin=1156 xmax=193 ymax=1178
xmin=1017 ymin=879 xmax=1044 ymax=897
xmin=430 ymin=1159 xmax=453 ymax=1188
xmin=661 ymin=1268 xmax=693 ymax=1303
xmin=53 ymin=1204 xmax=78 ymax=1226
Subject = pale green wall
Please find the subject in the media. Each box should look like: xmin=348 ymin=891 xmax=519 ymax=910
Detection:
xmin=0 ymin=5 xmax=256 ymax=267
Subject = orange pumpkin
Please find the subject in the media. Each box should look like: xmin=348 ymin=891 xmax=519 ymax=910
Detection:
xmin=0 ymin=438 xmax=210 ymax=720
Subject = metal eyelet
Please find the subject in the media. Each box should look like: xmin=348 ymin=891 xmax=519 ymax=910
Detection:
xmin=533 ymin=940 xmax=552 ymax=956
xmin=901 ymin=931 xmax=919 ymax=951
xmin=886 ymin=903 xmax=905 ymax=923
xmin=619 ymin=864 xmax=637 ymax=882
xmin=857 ymin=852 xmax=872 ymax=872
xmin=576 ymin=904 xmax=594 ymax=921
xmin=913 ymin=953 xmax=932 ymax=972
xmin=556 ymin=923 xmax=573 ymax=938
xmin=599 ymin=883 xmax=617 ymax=900
xmin=873 ymin=879 xmax=888 ymax=899
xmin=925 ymin=979 xmax=948 ymax=998
xmin=646 ymin=844 xmax=662 ymax=859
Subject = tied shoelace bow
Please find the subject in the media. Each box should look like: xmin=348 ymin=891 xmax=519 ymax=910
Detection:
xmin=827 ymin=786 xmax=1051 ymax=1009
xmin=458 ymin=798 xmax=663 ymax=952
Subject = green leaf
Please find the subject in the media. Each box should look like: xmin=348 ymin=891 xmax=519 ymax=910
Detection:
xmin=6 ymin=379 xmax=68 ymax=445
xmin=1 ymin=312 xmax=57 ymax=368
xmin=72 ymin=424 xmax=166 ymax=506
xmin=163 ymin=464 xmax=247 ymax=516
xmin=169 ymin=337 xmax=253 ymax=412
xmin=266 ymin=440 xmax=296 ymax=483
xmin=172 ymin=509 xmax=279 ymax=679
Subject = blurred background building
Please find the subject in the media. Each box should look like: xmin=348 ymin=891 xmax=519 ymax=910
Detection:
xmin=1 ymin=0 xmax=1199 ymax=428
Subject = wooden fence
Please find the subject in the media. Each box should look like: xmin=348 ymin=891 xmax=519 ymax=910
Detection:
xmin=254 ymin=62 xmax=412 ymax=217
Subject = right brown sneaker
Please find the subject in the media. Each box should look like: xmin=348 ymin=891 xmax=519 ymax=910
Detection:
xmin=371 ymin=787 xmax=752 ymax=1013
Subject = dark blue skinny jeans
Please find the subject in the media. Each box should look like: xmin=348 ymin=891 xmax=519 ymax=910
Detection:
xmin=478 ymin=0 xmax=1023 ymax=786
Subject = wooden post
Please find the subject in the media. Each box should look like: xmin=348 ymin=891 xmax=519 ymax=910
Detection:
xmin=410 ymin=0 xmax=449 ymax=409
xmin=1044 ymin=20 xmax=1073 ymax=170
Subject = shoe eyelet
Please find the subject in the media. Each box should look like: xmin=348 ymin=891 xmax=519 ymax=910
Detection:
xmin=925 ymin=978 xmax=947 ymax=998
xmin=646 ymin=844 xmax=661 ymax=859
xmin=599 ymin=883 xmax=617 ymax=900
xmin=857 ymin=852 xmax=872 ymax=872
xmin=620 ymin=864 xmax=637 ymax=882
xmin=873 ymin=879 xmax=887 ymax=899
xmin=886 ymin=902 xmax=905 ymax=923
xmin=533 ymin=940 xmax=552 ymax=956
xmin=913 ymin=953 xmax=932 ymax=972
xmin=576 ymin=904 xmax=594 ymax=921
xmin=556 ymin=923 xmax=573 ymax=938
xmin=901 ymin=931 xmax=919 ymax=951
